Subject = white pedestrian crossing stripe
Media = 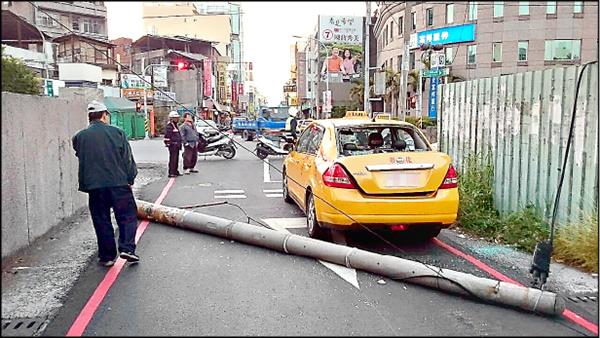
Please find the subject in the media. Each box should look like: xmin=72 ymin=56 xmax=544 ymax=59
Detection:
xmin=263 ymin=189 xmax=283 ymax=193
xmin=214 ymin=189 xmax=246 ymax=199
xmin=262 ymin=217 xmax=359 ymax=289
xmin=265 ymin=194 xmax=283 ymax=198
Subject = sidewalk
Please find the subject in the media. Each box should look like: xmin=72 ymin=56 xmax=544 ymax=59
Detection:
xmin=1 ymin=163 xmax=166 ymax=336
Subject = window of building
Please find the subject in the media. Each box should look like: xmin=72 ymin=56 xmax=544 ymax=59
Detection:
xmin=411 ymin=12 xmax=416 ymax=30
xmin=573 ymin=1 xmax=583 ymax=13
xmin=397 ymin=55 xmax=403 ymax=71
xmin=426 ymin=8 xmax=434 ymax=26
xmin=398 ymin=16 xmax=403 ymax=35
xmin=546 ymin=1 xmax=557 ymax=14
xmin=518 ymin=41 xmax=528 ymax=61
xmin=467 ymin=45 xmax=476 ymax=64
xmin=38 ymin=12 xmax=56 ymax=27
xmin=446 ymin=4 xmax=454 ymax=24
xmin=383 ymin=25 xmax=388 ymax=46
xmin=389 ymin=21 xmax=394 ymax=41
xmin=492 ymin=43 xmax=502 ymax=62
xmin=444 ymin=47 xmax=453 ymax=65
xmin=519 ymin=2 xmax=529 ymax=15
xmin=409 ymin=51 xmax=415 ymax=69
xmin=468 ymin=2 xmax=477 ymax=20
xmin=72 ymin=16 xmax=80 ymax=30
xmin=494 ymin=2 xmax=504 ymax=17
xmin=544 ymin=39 xmax=581 ymax=60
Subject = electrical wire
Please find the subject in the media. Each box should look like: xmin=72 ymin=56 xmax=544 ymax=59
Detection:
xmin=29 ymin=2 xmax=570 ymax=313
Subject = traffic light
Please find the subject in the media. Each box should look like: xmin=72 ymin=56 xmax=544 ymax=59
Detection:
xmin=177 ymin=61 xmax=187 ymax=70
xmin=172 ymin=60 xmax=194 ymax=71
xmin=136 ymin=102 xmax=142 ymax=112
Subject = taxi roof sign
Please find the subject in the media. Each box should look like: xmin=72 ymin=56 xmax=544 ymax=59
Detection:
xmin=375 ymin=113 xmax=391 ymax=120
xmin=344 ymin=111 xmax=369 ymax=119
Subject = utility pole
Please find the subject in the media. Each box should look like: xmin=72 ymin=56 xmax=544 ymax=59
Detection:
xmin=364 ymin=1 xmax=371 ymax=115
xmin=400 ymin=1 xmax=412 ymax=121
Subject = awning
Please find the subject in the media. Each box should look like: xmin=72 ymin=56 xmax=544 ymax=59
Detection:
xmin=166 ymin=50 xmax=207 ymax=62
xmin=104 ymin=96 xmax=137 ymax=113
xmin=204 ymin=97 xmax=229 ymax=113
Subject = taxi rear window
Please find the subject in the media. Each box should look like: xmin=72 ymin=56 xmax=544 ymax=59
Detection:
xmin=336 ymin=125 xmax=430 ymax=156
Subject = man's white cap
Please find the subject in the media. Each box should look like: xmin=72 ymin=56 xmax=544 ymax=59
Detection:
xmin=168 ymin=111 xmax=180 ymax=118
xmin=87 ymin=100 xmax=108 ymax=114
xmin=288 ymin=107 xmax=298 ymax=117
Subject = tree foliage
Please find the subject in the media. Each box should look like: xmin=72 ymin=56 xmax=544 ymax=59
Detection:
xmin=1 ymin=47 xmax=41 ymax=95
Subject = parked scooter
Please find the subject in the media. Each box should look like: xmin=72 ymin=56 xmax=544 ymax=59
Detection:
xmin=255 ymin=132 xmax=295 ymax=159
xmin=197 ymin=129 xmax=236 ymax=159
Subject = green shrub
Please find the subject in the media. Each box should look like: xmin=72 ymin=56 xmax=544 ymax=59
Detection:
xmin=457 ymin=154 xmax=502 ymax=236
xmin=554 ymin=212 xmax=598 ymax=273
xmin=404 ymin=116 xmax=419 ymax=126
xmin=1 ymin=47 xmax=41 ymax=95
xmin=497 ymin=205 xmax=549 ymax=252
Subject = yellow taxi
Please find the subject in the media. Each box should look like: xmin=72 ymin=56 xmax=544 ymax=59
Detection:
xmin=282 ymin=111 xmax=459 ymax=239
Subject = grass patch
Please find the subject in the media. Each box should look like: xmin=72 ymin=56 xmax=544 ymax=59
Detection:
xmin=456 ymin=153 xmax=598 ymax=272
xmin=553 ymin=213 xmax=599 ymax=273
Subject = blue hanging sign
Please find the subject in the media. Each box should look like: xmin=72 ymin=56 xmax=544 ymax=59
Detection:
xmin=428 ymin=76 xmax=439 ymax=119
xmin=413 ymin=23 xmax=476 ymax=48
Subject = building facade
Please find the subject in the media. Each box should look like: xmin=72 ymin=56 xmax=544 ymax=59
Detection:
xmin=2 ymin=1 xmax=108 ymax=41
xmin=373 ymin=1 xmax=598 ymax=117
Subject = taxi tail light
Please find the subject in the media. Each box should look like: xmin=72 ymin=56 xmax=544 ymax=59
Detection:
xmin=323 ymin=163 xmax=356 ymax=189
xmin=439 ymin=164 xmax=458 ymax=189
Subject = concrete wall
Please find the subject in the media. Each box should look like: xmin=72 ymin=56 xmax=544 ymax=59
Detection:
xmin=1 ymin=88 xmax=103 ymax=259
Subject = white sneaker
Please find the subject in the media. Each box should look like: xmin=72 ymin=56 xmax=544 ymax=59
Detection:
xmin=184 ymin=169 xmax=191 ymax=175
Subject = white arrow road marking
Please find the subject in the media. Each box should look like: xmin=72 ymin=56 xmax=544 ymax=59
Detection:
xmin=262 ymin=218 xmax=359 ymax=289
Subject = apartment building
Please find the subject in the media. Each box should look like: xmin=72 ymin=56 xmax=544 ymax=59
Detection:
xmin=2 ymin=1 xmax=108 ymax=41
xmin=374 ymin=1 xmax=597 ymax=115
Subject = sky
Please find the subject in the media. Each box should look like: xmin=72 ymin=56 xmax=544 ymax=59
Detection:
xmin=106 ymin=1 xmax=372 ymax=106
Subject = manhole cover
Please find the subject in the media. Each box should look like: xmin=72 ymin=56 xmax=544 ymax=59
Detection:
xmin=1 ymin=317 xmax=47 ymax=336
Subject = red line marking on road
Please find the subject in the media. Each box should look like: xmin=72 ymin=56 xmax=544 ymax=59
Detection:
xmin=433 ymin=238 xmax=599 ymax=336
xmin=66 ymin=177 xmax=176 ymax=337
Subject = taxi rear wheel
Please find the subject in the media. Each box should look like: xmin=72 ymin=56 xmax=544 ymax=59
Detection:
xmin=306 ymin=193 xmax=327 ymax=239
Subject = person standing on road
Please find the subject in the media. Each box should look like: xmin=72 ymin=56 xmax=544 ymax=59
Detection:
xmin=164 ymin=111 xmax=183 ymax=178
xmin=285 ymin=106 xmax=299 ymax=140
xmin=180 ymin=112 xmax=200 ymax=174
xmin=72 ymin=100 xmax=140 ymax=267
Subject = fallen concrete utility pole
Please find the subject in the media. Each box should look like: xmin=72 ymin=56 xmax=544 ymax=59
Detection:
xmin=136 ymin=200 xmax=565 ymax=316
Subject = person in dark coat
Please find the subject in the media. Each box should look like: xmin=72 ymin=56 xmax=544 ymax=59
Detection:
xmin=72 ymin=100 xmax=140 ymax=266
xmin=180 ymin=112 xmax=200 ymax=174
xmin=164 ymin=111 xmax=182 ymax=177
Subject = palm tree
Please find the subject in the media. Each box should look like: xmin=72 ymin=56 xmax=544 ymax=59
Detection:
xmin=349 ymin=78 xmax=374 ymax=108
xmin=383 ymin=68 xmax=400 ymax=114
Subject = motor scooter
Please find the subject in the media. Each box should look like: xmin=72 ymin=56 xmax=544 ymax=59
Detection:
xmin=255 ymin=132 xmax=295 ymax=159
xmin=197 ymin=129 xmax=236 ymax=159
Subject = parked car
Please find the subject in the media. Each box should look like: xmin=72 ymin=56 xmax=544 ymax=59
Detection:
xmin=282 ymin=111 xmax=459 ymax=240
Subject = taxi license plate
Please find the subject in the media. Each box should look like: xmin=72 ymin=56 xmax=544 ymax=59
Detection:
xmin=384 ymin=172 xmax=421 ymax=188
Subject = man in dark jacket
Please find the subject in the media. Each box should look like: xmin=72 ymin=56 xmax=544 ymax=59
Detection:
xmin=164 ymin=111 xmax=182 ymax=177
xmin=72 ymin=100 xmax=140 ymax=266
xmin=180 ymin=112 xmax=200 ymax=174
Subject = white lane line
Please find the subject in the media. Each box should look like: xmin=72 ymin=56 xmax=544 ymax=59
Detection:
xmin=265 ymin=194 xmax=283 ymax=198
xmin=263 ymin=158 xmax=270 ymax=183
xmin=214 ymin=190 xmax=245 ymax=194
xmin=263 ymin=189 xmax=283 ymax=193
xmin=262 ymin=218 xmax=359 ymax=289
xmin=214 ymin=195 xmax=247 ymax=199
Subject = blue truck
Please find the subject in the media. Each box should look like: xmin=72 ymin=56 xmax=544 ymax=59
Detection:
xmin=232 ymin=106 xmax=289 ymax=141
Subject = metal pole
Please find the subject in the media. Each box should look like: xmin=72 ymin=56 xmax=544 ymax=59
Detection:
xmin=324 ymin=43 xmax=329 ymax=118
xmin=135 ymin=200 xmax=566 ymax=317
xmin=364 ymin=1 xmax=371 ymax=116
xmin=142 ymin=58 xmax=150 ymax=140
xmin=400 ymin=2 xmax=412 ymax=121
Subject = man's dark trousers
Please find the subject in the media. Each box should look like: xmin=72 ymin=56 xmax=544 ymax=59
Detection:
xmin=88 ymin=186 xmax=138 ymax=261
xmin=183 ymin=145 xmax=198 ymax=170
xmin=168 ymin=144 xmax=181 ymax=175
